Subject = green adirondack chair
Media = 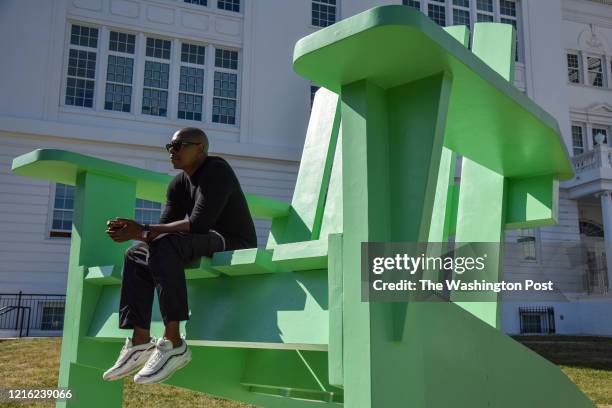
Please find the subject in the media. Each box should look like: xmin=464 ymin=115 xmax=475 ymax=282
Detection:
xmin=11 ymin=88 xmax=344 ymax=407
xmin=10 ymin=5 xmax=595 ymax=408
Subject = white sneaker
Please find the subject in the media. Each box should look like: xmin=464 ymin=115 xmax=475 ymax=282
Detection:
xmin=133 ymin=335 xmax=191 ymax=384
xmin=102 ymin=336 xmax=157 ymax=381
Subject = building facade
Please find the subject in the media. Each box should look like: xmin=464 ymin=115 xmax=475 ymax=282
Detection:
xmin=0 ymin=0 xmax=610 ymax=337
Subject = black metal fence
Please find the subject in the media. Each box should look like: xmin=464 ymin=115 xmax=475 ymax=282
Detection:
xmin=0 ymin=292 xmax=66 ymax=337
xmin=518 ymin=306 xmax=556 ymax=334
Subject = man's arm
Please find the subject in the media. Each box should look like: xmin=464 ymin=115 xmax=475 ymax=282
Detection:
xmin=188 ymin=160 xmax=235 ymax=234
xmin=145 ymin=178 xmax=189 ymax=242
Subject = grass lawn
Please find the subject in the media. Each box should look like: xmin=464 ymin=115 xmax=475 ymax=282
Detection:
xmin=512 ymin=335 xmax=612 ymax=408
xmin=0 ymin=335 xmax=610 ymax=407
xmin=0 ymin=337 xmax=254 ymax=408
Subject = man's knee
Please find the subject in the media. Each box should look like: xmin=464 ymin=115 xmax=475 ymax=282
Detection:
xmin=125 ymin=242 xmax=150 ymax=266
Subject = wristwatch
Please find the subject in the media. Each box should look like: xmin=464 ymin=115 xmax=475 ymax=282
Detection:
xmin=142 ymin=224 xmax=150 ymax=240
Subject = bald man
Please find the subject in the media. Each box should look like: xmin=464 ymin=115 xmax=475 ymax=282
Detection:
xmin=102 ymin=127 xmax=257 ymax=384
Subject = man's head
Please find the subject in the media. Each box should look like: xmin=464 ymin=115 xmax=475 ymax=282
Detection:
xmin=166 ymin=127 xmax=209 ymax=170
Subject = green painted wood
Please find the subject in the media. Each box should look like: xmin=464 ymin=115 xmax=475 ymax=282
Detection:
xmin=54 ymin=171 xmax=137 ymax=407
xmin=293 ymin=6 xmax=574 ymax=181
xmin=240 ymin=349 xmax=343 ymax=403
xmin=450 ymin=21 xmax=515 ymax=328
xmin=318 ymin=124 xmax=343 ymax=241
xmin=212 ymin=248 xmax=277 ymax=276
xmin=472 ymin=22 xmax=516 ymax=83
xmin=10 ymin=5 xmax=594 ymax=408
xmin=506 ymin=175 xmax=558 ymax=229
xmin=271 ymin=239 xmax=329 ymax=270
xmin=291 ymin=6 xmax=593 ymax=408
xmin=266 ymin=88 xmax=341 ymax=248
xmin=339 ymin=72 xmax=452 ymax=406
xmin=84 ymin=265 xmax=122 ymax=285
xmin=185 ymin=256 xmax=221 ymax=279
xmin=327 ymin=233 xmax=344 ymax=388
xmin=452 ymin=159 xmax=507 ymax=328
xmin=11 ymin=148 xmax=292 ymax=221
xmin=424 ymin=25 xmax=467 ymax=284
xmin=443 ymin=25 xmax=470 ymax=46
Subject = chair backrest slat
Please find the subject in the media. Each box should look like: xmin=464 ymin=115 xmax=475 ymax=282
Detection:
xmin=265 ymin=88 xmax=341 ymax=248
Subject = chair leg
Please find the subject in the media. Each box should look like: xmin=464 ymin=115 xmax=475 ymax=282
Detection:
xmin=56 ymin=362 xmax=124 ymax=408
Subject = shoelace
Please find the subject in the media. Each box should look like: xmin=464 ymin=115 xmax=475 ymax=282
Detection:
xmin=144 ymin=338 xmax=183 ymax=369
xmin=118 ymin=337 xmax=153 ymax=364
xmin=145 ymin=339 xmax=171 ymax=369
xmin=145 ymin=347 xmax=164 ymax=368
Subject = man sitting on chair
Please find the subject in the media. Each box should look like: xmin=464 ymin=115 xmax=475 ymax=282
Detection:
xmin=102 ymin=126 xmax=258 ymax=384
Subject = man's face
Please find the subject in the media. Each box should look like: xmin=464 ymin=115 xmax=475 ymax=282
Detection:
xmin=167 ymin=131 xmax=203 ymax=169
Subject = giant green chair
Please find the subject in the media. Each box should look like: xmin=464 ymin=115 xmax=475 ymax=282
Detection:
xmin=11 ymin=5 xmax=595 ymax=408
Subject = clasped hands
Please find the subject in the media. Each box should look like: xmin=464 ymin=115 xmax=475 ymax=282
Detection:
xmin=106 ymin=218 xmax=145 ymax=243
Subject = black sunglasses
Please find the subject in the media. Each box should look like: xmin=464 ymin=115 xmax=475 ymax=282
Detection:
xmin=165 ymin=141 xmax=202 ymax=152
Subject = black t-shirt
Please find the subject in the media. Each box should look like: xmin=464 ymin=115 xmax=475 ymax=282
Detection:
xmin=159 ymin=155 xmax=258 ymax=250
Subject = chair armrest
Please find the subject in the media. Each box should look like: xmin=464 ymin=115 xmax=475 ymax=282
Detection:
xmin=245 ymin=194 xmax=291 ymax=219
xmin=11 ymin=148 xmax=171 ymax=202
xmin=12 ymin=149 xmax=292 ymax=219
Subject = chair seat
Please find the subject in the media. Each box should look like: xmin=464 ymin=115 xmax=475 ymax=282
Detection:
xmin=272 ymin=239 xmax=328 ymax=271
xmin=211 ymin=248 xmax=277 ymax=276
xmin=84 ymin=240 xmax=330 ymax=287
xmin=185 ymin=256 xmax=221 ymax=279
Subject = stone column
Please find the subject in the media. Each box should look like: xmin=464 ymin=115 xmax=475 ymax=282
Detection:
xmin=598 ymin=191 xmax=612 ymax=292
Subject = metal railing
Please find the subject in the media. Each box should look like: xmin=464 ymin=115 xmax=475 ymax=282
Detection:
xmin=519 ymin=306 xmax=556 ymax=334
xmin=572 ymin=145 xmax=612 ymax=173
xmin=0 ymin=292 xmax=66 ymax=337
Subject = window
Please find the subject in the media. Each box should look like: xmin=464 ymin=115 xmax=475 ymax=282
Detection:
xmin=452 ymin=0 xmax=470 ymax=26
xmin=51 ymin=183 xmax=74 ymax=237
xmin=477 ymin=0 xmax=493 ymax=12
xmin=428 ymin=3 xmax=446 ymax=26
xmin=218 ymin=0 xmax=240 ymax=12
xmin=405 ymin=0 xmax=522 ymax=61
xmin=499 ymin=0 xmax=516 ymax=16
xmin=517 ymin=228 xmax=536 ymax=261
xmin=212 ymin=48 xmax=238 ymax=124
xmin=518 ymin=307 xmax=555 ymax=334
xmin=499 ymin=1 xmax=519 ymax=62
xmin=567 ymin=52 xmax=581 ymax=84
xmin=587 ymin=56 xmax=604 ymax=88
xmin=142 ymin=37 xmax=171 ymax=117
xmin=178 ymin=43 xmax=206 ymax=121
xmin=571 ymin=124 xmax=585 ymax=155
xmin=477 ymin=13 xmax=494 ymax=22
xmin=312 ymin=0 xmax=337 ymax=27
xmin=41 ymin=305 xmax=65 ymax=330
xmin=65 ymin=24 xmax=98 ymax=108
xmin=185 ymin=0 xmax=207 ymax=5
xmin=403 ymin=0 xmax=421 ymax=9
xmin=135 ymin=199 xmax=163 ymax=224
xmin=476 ymin=0 xmax=494 ymax=21
xmin=592 ymin=126 xmax=608 ymax=146
xmin=63 ymin=23 xmax=241 ymax=126
xmin=310 ymin=85 xmax=320 ymax=108
xmin=105 ymin=31 xmax=135 ymax=112
xmin=50 ymin=182 xmax=164 ymax=237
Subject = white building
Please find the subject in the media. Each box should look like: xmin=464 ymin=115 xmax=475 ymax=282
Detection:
xmin=0 ymin=0 xmax=610 ymax=337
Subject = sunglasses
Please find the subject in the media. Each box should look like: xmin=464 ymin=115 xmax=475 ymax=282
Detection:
xmin=165 ymin=141 xmax=202 ymax=152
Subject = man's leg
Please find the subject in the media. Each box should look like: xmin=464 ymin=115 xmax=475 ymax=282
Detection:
xmin=147 ymin=231 xmax=224 ymax=348
xmin=119 ymin=242 xmax=154 ymax=345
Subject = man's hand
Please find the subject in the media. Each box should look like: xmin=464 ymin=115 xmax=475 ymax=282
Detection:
xmin=106 ymin=218 xmax=144 ymax=243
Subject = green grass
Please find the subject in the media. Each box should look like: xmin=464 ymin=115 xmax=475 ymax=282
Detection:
xmin=0 ymin=336 xmax=610 ymax=407
xmin=512 ymin=335 xmax=612 ymax=407
xmin=0 ymin=337 xmax=254 ymax=408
